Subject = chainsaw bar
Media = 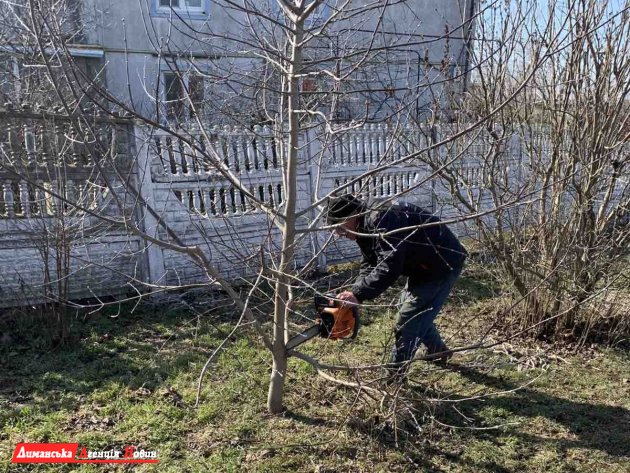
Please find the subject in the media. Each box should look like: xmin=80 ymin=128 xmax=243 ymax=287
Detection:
xmin=286 ymin=324 xmax=321 ymax=351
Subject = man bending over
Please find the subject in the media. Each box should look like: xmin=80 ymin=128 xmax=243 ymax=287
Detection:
xmin=325 ymin=194 xmax=467 ymax=375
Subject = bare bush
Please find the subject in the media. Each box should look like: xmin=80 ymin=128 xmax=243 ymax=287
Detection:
xmin=432 ymin=0 xmax=629 ymax=344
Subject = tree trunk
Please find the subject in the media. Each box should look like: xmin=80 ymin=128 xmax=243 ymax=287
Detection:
xmin=266 ymin=16 xmax=304 ymax=415
xmin=267 ymin=333 xmax=288 ymax=414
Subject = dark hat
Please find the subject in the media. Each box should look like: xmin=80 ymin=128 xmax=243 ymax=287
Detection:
xmin=325 ymin=194 xmax=365 ymax=224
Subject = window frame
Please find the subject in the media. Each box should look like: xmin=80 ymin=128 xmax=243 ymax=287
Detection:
xmin=0 ymin=55 xmax=21 ymax=102
xmin=160 ymin=66 xmax=209 ymax=124
xmin=163 ymin=71 xmax=186 ymax=121
xmin=150 ymin=0 xmax=210 ymax=20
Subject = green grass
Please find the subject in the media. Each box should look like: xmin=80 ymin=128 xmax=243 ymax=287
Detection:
xmin=0 ymin=272 xmax=628 ymax=472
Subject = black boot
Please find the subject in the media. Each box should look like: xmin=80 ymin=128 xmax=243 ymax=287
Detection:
xmin=423 ymin=343 xmax=453 ymax=364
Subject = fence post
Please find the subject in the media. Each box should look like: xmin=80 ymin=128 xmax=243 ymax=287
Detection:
xmin=132 ymin=124 xmax=167 ymax=289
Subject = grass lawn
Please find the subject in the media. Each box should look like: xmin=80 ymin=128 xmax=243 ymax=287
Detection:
xmin=1 ymin=268 xmax=628 ymax=472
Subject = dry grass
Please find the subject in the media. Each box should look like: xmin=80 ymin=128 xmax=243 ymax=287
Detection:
xmin=0 ymin=267 xmax=628 ymax=472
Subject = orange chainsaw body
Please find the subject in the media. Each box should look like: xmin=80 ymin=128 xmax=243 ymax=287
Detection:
xmin=318 ymin=305 xmax=358 ymax=340
xmin=286 ymin=296 xmax=360 ymax=351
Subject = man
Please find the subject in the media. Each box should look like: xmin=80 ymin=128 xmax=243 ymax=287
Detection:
xmin=325 ymin=194 xmax=467 ymax=375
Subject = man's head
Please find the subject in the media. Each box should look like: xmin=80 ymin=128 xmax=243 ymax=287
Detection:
xmin=325 ymin=194 xmax=365 ymax=240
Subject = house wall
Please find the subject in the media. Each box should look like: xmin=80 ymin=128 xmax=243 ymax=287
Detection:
xmin=90 ymin=0 xmax=473 ymax=121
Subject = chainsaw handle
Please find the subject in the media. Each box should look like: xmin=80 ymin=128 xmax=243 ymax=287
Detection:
xmin=350 ymin=306 xmax=360 ymax=339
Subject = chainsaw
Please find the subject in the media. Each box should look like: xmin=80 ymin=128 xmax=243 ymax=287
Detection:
xmin=286 ymin=294 xmax=360 ymax=351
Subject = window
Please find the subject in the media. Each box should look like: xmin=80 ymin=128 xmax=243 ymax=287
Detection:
xmin=0 ymin=56 xmax=64 ymax=107
xmin=0 ymin=54 xmax=104 ymax=107
xmin=156 ymin=0 xmax=206 ymax=15
xmin=299 ymin=74 xmax=356 ymax=122
xmin=0 ymin=56 xmax=20 ymax=104
xmin=164 ymin=72 xmax=185 ymax=120
xmin=160 ymin=0 xmax=201 ymax=8
xmin=188 ymin=73 xmax=205 ymax=115
xmin=163 ymin=70 xmax=207 ymax=121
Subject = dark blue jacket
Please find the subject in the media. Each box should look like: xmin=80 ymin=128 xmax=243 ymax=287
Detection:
xmin=352 ymin=203 xmax=467 ymax=302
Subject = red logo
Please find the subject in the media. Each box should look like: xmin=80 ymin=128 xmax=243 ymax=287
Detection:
xmin=11 ymin=443 xmax=78 ymax=463
xmin=12 ymin=443 xmax=159 ymax=464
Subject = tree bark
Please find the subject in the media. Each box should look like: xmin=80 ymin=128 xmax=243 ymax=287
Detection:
xmin=267 ymin=16 xmax=304 ymax=415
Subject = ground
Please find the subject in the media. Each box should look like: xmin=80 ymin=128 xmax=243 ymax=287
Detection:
xmin=0 ymin=267 xmax=628 ymax=472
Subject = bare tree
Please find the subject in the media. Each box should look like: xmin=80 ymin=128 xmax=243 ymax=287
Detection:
xmin=0 ymin=0 xmax=480 ymax=415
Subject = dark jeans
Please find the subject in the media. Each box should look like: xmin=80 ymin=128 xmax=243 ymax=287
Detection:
xmin=391 ymin=265 xmax=463 ymax=364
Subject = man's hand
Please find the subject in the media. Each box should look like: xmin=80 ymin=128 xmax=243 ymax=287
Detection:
xmin=336 ymin=291 xmax=359 ymax=308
